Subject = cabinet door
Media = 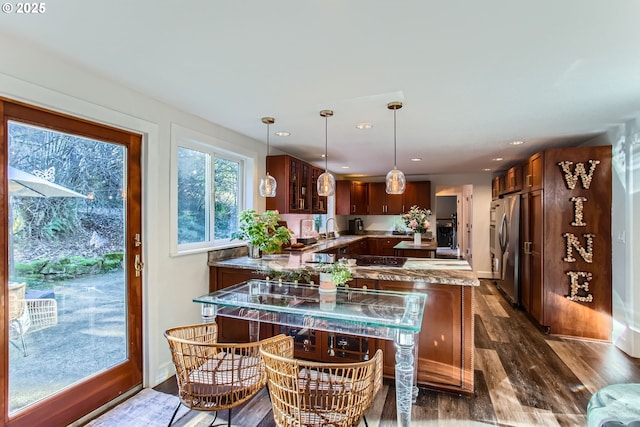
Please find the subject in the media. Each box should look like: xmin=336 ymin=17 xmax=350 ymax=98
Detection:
xmin=378 ymin=280 xmax=471 ymax=390
xmin=288 ymin=157 xmax=300 ymax=212
xmin=404 ymin=181 xmax=431 ymax=211
xmin=529 ymin=189 xmax=544 ymax=324
xmin=210 ymin=267 xmax=271 ymax=343
xmin=265 ymin=155 xmax=290 ymax=213
xmin=368 ymin=182 xmax=386 ymax=214
xmin=311 ymin=166 xmax=327 ymax=214
xmin=492 ymin=177 xmax=500 ymax=200
xmin=299 ymin=161 xmax=311 ymax=212
xmin=352 ymin=181 xmax=369 ymax=215
xmin=520 ymin=193 xmax=532 ymax=313
xmin=335 ymin=180 xmax=352 ymax=215
xmin=386 ymin=192 xmax=404 ymax=214
xmin=524 ymin=152 xmax=544 ymax=191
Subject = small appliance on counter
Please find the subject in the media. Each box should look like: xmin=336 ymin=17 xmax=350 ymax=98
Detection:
xmin=298 ymin=219 xmax=317 ymax=245
xmin=348 ymin=218 xmax=364 ymax=235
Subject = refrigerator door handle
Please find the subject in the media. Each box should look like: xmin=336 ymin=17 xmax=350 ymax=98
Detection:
xmin=498 ymin=213 xmax=509 ymax=252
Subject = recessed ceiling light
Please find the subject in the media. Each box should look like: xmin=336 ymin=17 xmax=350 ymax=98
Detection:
xmin=410 ymin=158 xmax=422 ymax=162
xmin=509 ymin=140 xmax=524 ymax=145
xmin=482 ymin=168 xmax=492 ymax=172
xmin=356 ymin=122 xmax=372 ymax=130
xmin=274 ymin=131 xmax=290 ymax=137
xmin=492 ymin=157 xmax=504 ymax=161
xmin=321 ymin=154 xmax=326 ymax=158
xmin=341 ymin=166 xmax=350 ymax=169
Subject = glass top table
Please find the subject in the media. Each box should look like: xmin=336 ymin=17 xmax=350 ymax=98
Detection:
xmin=194 ymin=279 xmax=426 ymax=427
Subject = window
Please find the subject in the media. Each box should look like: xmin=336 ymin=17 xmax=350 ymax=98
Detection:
xmin=171 ymin=125 xmax=251 ymax=254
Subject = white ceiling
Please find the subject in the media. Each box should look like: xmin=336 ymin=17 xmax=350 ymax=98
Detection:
xmin=2 ymin=1 xmax=640 ymax=177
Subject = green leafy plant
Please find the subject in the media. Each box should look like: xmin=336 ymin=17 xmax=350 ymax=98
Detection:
xmin=231 ymin=209 xmax=292 ymax=253
xmin=317 ymin=259 xmax=353 ymax=286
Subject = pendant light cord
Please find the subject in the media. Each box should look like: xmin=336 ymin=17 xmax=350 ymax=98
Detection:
xmin=324 ymin=115 xmax=328 ymax=172
xmin=393 ymin=107 xmax=397 ymax=168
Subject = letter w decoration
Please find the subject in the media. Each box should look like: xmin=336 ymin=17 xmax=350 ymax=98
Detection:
xmin=557 ymin=160 xmax=600 ymax=189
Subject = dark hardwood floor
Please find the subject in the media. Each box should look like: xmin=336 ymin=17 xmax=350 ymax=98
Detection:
xmin=155 ymin=279 xmax=640 ymax=426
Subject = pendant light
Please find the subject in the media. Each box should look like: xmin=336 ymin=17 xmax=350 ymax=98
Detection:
xmin=259 ymin=117 xmax=277 ymax=197
xmin=317 ymin=109 xmax=336 ymax=197
xmin=385 ymin=101 xmax=406 ymax=194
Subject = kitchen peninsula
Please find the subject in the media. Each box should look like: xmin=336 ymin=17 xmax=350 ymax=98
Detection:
xmin=208 ymin=235 xmax=479 ymax=395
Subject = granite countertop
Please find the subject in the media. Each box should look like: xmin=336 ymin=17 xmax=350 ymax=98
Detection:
xmin=209 ymin=240 xmax=479 ymax=287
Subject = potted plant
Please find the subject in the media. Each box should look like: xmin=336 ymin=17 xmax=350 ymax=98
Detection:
xmin=317 ymin=259 xmax=353 ymax=292
xmin=231 ymin=209 xmax=292 ymax=258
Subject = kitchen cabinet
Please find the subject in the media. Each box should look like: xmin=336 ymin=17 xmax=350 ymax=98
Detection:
xmin=377 ymin=279 xmax=474 ymax=394
xmin=520 ymin=190 xmax=544 ymax=325
xmin=518 ymin=146 xmax=611 ymax=340
xmin=208 ymin=267 xmax=270 ymax=343
xmin=523 ymin=151 xmax=544 ymax=192
xmin=403 ymin=181 xmax=431 ymax=211
xmin=505 ymin=165 xmax=522 ymax=193
xmin=347 ymin=238 xmax=369 ymax=255
xmin=336 ymin=180 xmax=368 ymax=215
xmin=266 ymin=154 xmax=326 ymax=214
xmin=370 ymin=236 xmax=410 ymax=256
xmin=310 ymin=166 xmax=327 ymax=214
xmin=492 ymin=176 xmax=500 ymax=200
xmin=368 ymin=182 xmax=404 ymax=214
xmin=266 ymin=155 xmax=310 ymax=214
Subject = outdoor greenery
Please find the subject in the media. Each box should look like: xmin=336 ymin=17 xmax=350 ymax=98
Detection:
xmin=9 ymin=121 xmax=125 ymax=276
xmin=177 ymin=147 xmax=241 ymax=244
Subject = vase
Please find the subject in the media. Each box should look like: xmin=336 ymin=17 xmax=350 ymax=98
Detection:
xmin=247 ymin=243 xmax=262 ymax=259
xmin=319 ymin=272 xmax=336 ymax=293
xmin=413 ymin=232 xmax=422 ymax=245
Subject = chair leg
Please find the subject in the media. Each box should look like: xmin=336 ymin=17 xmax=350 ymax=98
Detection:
xmin=227 ymin=408 xmax=231 ymax=427
xmin=167 ymin=402 xmax=182 ymax=427
xmin=363 ymin=415 xmax=369 ymax=427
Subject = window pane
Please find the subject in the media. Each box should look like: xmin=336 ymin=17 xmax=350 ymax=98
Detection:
xmin=177 ymin=147 xmax=209 ymax=244
xmin=213 ymin=157 xmax=240 ymax=240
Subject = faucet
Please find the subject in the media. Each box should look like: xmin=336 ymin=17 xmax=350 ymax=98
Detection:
xmin=325 ymin=217 xmax=339 ymax=239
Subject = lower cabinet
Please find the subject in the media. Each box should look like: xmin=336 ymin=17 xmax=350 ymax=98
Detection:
xmin=210 ymin=266 xmax=474 ymax=394
xmin=377 ymin=280 xmax=474 ymax=394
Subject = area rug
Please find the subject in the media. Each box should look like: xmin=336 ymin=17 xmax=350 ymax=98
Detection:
xmin=85 ymin=388 xmax=210 ymax=427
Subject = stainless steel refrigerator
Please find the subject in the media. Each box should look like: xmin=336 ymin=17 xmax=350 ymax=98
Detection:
xmin=491 ymin=194 xmax=520 ymax=305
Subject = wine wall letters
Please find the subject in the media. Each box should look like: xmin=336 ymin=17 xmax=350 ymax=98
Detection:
xmin=559 ymin=160 xmax=600 ymax=303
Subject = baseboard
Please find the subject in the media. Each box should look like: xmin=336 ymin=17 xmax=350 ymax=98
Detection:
xmin=475 ymin=270 xmax=495 ymax=280
xmin=153 ymin=361 xmax=176 ymax=387
xmin=613 ymin=319 xmax=640 ymax=358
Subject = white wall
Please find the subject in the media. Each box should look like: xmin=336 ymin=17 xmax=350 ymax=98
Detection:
xmin=0 ymin=32 xmax=268 ymax=386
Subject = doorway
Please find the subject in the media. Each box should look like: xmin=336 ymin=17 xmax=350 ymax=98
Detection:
xmin=2 ymin=100 xmax=143 ymax=426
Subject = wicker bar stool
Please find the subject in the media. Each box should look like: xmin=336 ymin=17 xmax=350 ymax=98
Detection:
xmin=260 ymin=335 xmax=383 ymax=427
xmin=164 ymin=323 xmax=287 ymax=427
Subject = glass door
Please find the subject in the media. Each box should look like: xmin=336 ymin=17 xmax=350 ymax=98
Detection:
xmin=2 ymin=100 xmax=142 ymax=426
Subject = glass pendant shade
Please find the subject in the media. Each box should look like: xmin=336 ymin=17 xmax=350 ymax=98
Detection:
xmin=318 ymin=109 xmax=335 ymax=197
xmin=386 ymin=167 xmax=406 ymax=194
xmin=259 ymin=117 xmax=277 ymax=197
xmin=259 ymin=172 xmax=277 ymax=197
xmin=317 ymin=171 xmax=335 ymax=197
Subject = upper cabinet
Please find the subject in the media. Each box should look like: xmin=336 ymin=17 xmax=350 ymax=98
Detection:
xmin=336 ymin=181 xmax=369 ymax=215
xmin=337 ymin=180 xmax=431 ymax=216
xmin=266 ymin=155 xmax=326 ymax=214
xmin=368 ymin=182 xmax=404 ymax=215
xmin=404 ymin=181 xmax=431 ymax=211
xmin=523 ymin=151 xmax=544 ymax=192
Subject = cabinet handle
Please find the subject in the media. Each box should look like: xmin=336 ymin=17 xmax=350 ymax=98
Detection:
xmin=526 ymin=174 xmax=532 ymax=187
xmin=352 ymin=204 xmax=356 ymax=213
xmin=524 ymin=241 xmax=532 ymax=254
